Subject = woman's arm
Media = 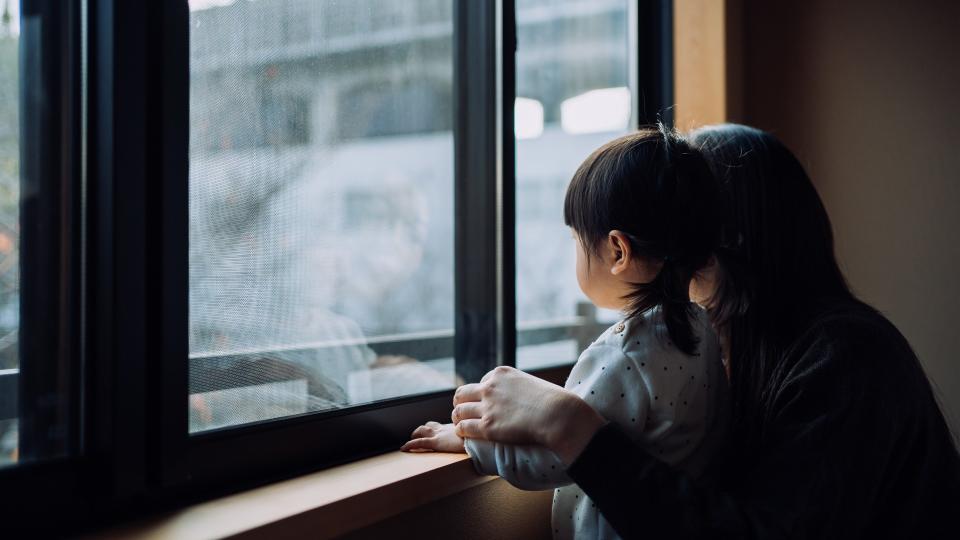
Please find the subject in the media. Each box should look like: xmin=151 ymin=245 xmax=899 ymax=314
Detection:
xmin=565 ymin=423 xmax=747 ymax=539
xmin=452 ymin=366 xmax=606 ymax=464
xmin=458 ymin=345 xmax=653 ymax=491
xmin=452 ymin=339 xmax=953 ymax=540
xmin=452 ymin=367 xmax=774 ymax=539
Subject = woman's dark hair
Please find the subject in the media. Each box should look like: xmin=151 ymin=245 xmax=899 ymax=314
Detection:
xmin=564 ymin=125 xmax=720 ymax=355
xmin=688 ymin=124 xmax=854 ymax=427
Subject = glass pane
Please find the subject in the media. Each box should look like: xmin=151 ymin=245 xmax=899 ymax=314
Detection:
xmin=515 ymin=0 xmax=629 ymax=370
xmin=0 ymin=0 xmax=19 ymax=466
xmin=0 ymin=0 xmax=74 ymax=466
xmin=188 ymin=0 xmax=455 ymax=432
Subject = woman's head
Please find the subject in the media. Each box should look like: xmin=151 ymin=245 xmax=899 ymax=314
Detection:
xmin=688 ymin=123 xmax=853 ymax=423
xmin=688 ymin=124 xmax=851 ymax=330
xmin=564 ymin=126 xmax=720 ymax=355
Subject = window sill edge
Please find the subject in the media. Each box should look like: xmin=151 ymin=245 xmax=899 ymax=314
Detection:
xmin=88 ymin=452 xmax=492 ymax=540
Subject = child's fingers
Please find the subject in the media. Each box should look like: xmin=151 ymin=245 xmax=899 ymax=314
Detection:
xmin=400 ymin=437 xmax=437 ymax=452
xmin=410 ymin=425 xmax=436 ymax=439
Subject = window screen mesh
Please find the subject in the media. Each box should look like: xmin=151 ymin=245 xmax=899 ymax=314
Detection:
xmin=188 ymin=0 xmax=455 ymax=432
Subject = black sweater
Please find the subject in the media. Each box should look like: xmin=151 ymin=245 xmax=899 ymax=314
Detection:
xmin=567 ymin=303 xmax=960 ymax=539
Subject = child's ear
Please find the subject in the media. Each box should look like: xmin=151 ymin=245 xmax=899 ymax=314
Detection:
xmin=607 ymin=231 xmax=632 ymax=275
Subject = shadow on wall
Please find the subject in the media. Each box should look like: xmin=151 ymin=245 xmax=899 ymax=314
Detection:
xmin=739 ymin=0 xmax=960 ymax=440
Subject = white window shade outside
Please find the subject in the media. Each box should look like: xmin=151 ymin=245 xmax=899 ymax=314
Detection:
xmin=515 ymin=97 xmax=544 ymax=140
xmin=560 ymin=86 xmax=631 ymax=135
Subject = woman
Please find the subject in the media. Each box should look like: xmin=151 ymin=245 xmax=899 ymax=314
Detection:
xmin=451 ymin=124 xmax=960 ymax=537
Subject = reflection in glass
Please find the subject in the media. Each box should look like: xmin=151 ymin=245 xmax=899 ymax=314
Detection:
xmin=188 ymin=0 xmax=456 ymax=432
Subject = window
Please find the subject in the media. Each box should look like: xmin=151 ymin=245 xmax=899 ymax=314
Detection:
xmin=514 ymin=0 xmax=634 ymax=370
xmin=0 ymin=0 xmax=80 ymax=470
xmin=188 ymin=0 xmax=456 ymax=432
xmin=0 ymin=0 xmax=19 ymax=467
xmin=0 ymin=0 xmax=670 ymax=530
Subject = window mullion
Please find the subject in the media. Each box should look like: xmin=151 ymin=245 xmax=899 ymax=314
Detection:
xmin=154 ymin=0 xmax=190 ymax=489
xmin=87 ymin=0 xmax=190 ymax=496
xmin=636 ymin=0 xmax=674 ymax=127
xmin=17 ymin=0 xmax=82 ymax=464
xmin=499 ymin=0 xmax=517 ymax=369
xmin=91 ymin=0 xmax=151 ymax=498
xmin=454 ymin=0 xmax=514 ymax=382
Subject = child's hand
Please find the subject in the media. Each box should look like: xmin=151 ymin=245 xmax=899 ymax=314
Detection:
xmin=400 ymin=421 xmax=466 ymax=453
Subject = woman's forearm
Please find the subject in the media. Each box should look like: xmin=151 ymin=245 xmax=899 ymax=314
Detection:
xmin=546 ymin=391 xmax=608 ymax=465
xmin=452 ymin=366 xmax=607 ymax=461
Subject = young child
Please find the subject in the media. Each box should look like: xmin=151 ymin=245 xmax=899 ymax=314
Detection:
xmin=402 ymin=127 xmax=729 ymax=540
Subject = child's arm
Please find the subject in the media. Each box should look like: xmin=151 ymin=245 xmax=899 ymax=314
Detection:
xmin=461 ymin=343 xmax=653 ymax=491
xmin=402 ymin=343 xmax=651 ymax=491
xmin=399 ymin=421 xmax=568 ymax=489
xmin=462 ymin=437 xmax=570 ymax=490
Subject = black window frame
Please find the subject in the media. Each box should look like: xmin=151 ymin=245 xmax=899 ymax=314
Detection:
xmin=0 ymin=0 xmax=87 ymax=529
xmin=0 ymin=0 xmax=673 ymax=533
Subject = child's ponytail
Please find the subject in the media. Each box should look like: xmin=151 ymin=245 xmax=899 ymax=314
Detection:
xmin=626 ymin=255 xmax=701 ymax=355
xmin=564 ymin=125 xmax=720 ymax=355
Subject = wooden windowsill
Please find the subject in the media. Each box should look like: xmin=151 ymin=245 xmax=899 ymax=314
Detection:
xmin=88 ymin=452 xmax=494 ymax=540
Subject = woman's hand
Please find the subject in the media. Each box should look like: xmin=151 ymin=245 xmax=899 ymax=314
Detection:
xmin=400 ymin=421 xmax=466 ymax=453
xmin=451 ymin=366 xmax=607 ymax=465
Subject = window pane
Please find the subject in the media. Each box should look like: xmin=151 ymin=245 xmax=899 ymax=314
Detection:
xmin=1 ymin=0 xmax=76 ymax=466
xmin=0 ymin=1 xmax=19 ymax=466
xmin=515 ymin=0 xmax=629 ymax=370
xmin=189 ymin=0 xmax=455 ymax=432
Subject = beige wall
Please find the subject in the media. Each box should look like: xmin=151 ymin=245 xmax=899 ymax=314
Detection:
xmin=737 ymin=0 xmax=960 ymax=437
xmin=674 ymin=0 xmax=729 ymax=130
xmin=673 ymin=0 xmax=743 ymax=130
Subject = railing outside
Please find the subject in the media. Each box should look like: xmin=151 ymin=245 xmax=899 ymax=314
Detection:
xmin=0 ymin=303 xmax=605 ymax=421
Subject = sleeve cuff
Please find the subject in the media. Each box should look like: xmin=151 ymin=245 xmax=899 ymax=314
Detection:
xmin=462 ymin=437 xmax=497 ymax=477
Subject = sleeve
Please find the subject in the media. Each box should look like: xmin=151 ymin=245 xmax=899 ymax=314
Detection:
xmin=464 ymin=342 xmax=651 ymax=491
xmin=463 ymin=438 xmax=570 ymax=491
xmin=566 ymin=330 xmax=922 ymax=539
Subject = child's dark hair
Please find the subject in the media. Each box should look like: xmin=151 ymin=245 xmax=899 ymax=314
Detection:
xmin=563 ymin=125 xmax=720 ymax=355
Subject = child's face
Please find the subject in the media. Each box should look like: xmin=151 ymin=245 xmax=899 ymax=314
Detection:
xmin=689 ymin=256 xmax=719 ymax=308
xmin=573 ymin=230 xmax=657 ymax=312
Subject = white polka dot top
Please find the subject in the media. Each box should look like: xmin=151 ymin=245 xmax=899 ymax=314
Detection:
xmin=464 ymin=305 xmax=730 ymax=540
